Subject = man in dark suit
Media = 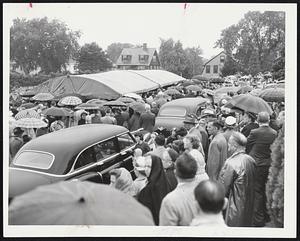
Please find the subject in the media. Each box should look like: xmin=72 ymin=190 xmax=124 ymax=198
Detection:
xmin=246 ymin=112 xmax=277 ymax=227
xmin=139 ymin=104 xmax=156 ymax=133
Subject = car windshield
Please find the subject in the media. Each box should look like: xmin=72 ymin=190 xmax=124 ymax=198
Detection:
xmin=159 ymin=107 xmax=186 ymax=117
xmin=13 ymin=151 xmax=54 ymax=170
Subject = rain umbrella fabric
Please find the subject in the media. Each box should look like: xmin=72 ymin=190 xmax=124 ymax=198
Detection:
xmin=250 ymin=89 xmax=262 ymax=97
xmin=224 ymin=94 xmax=273 ymax=114
xmin=259 ymin=88 xmax=285 ymax=102
xmin=60 ymin=96 xmax=82 ymax=106
xmin=123 ymin=93 xmax=142 ymax=100
xmin=15 ymin=109 xmax=40 ymax=120
xmin=164 ymin=89 xmax=180 ymax=96
xmin=181 ymin=80 xmax=194 ymax=87
xmin=19 ymin=103 xmax=36 ymax=109
xmin=42 ymin=107 xmax=72 ymax=117
xmin=117 ymin=97 xmax=135 ymax=104
xmin=9 ymin=181 xmax=154 ymax=225
xmin=103 ymin=100 xmax=127 ymax=107
xmin=237 ymin=85 xmax=253 ymax=94
xmin=186 ymin=85 xmax=202 ymax=92
xmin=20 ymin=90 xmax=36 ymax=97
xmin=75 ymin=103 xmax=101 ymax=110
xmin=129 ymin=102 xmax=145 ymax=113
xmin=86 ymin=99 xmax=107 ymax=105
xmin=202 ymin=89 xmax=214 ymax=96
xmin=15 ymin=118 xmax=47 ymax=129
xmin=32 ymin=92 xmax=54 ymax=101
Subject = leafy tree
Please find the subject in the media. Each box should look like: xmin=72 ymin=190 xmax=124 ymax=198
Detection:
xmin=215 ymin=11 xmax=285 ymax=76
xmin=10 ymin=17 xmax=81 ymax=74
xmin=75 ymin=42 xmax=112 ymax=73
xmin=220 ymin=55 xmax=241 ymax=77
xmin=271 ymin=48 xmax=285 ymax=80
xmin=106 ymin=42 xmax=134 ymax=63
xmin=184 ymin=47 xmax=204 ymax=77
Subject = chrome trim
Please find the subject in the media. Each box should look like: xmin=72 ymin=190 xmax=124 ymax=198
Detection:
xmin=9 ymin=167 xmax=65 ymax=178
xmin=13 ymin=150 xmax=55 ymax=170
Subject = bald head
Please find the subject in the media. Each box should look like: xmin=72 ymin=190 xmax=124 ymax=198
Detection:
xmin=145 ymin=104 xmax=151 ymax=112
xmin=194 ymin=180 xmax=225 ymax=214
xmin=257 ymin=111 xmax=270 ymax=124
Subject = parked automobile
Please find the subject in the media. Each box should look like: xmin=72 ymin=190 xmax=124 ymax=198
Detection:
xmin=9 ymin=124 xmax=137 ymax=199
xmin=154 ymin=97 xmax=207 ymax=131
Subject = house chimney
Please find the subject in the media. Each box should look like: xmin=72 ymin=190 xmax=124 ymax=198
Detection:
xmin=143 ymin=43 xmax=147 ymax=50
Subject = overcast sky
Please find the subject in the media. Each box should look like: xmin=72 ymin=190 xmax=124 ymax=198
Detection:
xmin=5 ymin=3 xmax=286 ymax=59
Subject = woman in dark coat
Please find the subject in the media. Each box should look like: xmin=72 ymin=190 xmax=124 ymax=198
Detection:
xmin=240 ymin=112 xmax=259 ymax=137
xmin=138 ymin=155 xmax=173 ymax=225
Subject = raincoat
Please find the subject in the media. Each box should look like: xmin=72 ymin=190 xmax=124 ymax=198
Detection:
xmin=218 ymin=150 xmax=256 ymax=227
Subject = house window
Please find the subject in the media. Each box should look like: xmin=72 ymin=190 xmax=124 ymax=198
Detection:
xmin=206 ymin=65 xmax=210 ymax=73
xmin=122 ymin=55 xmax=131 ymax=61
xmin=213 ymin=65 xmax=218 ymax=73
xmin=139 ymin=55 xmax=149 ymax=62
xmin=220 ymin=55 xmax=225 ymax=63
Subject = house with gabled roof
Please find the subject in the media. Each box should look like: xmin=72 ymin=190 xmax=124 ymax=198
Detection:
xmin=116 ymin=43 xmax=161 ymax=70
xmin=201 ymin=51 xmax=227 ymax=78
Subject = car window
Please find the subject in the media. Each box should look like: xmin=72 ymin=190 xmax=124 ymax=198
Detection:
xmin=159 ymin=107 xmax=186 ymax=117
xmin=118 ymin=133 xmax=135 ymax=150
xmin=74 ymin=146 xmax=96 ymax=170
xmin=13 ymin=151 xmax=54 ymax=170
xmin=94 ymin=138 xmax=118 ymax=161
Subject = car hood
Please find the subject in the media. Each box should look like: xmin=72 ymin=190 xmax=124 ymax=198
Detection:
xmin=9 ymin=168 xmax=54 ymax=198
xmin=154 ymin=117 xmax=185 ymax=130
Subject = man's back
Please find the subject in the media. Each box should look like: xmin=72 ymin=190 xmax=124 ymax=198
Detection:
xmin=246 ymin=126 xmax=277 ymax=166
xmin=159 ymin=180 xmax=200 ymax=226
xmin=140 ymin=112 xmax=155 ymax=133
xmin=9 ymin=136 xmax=23 ymax=159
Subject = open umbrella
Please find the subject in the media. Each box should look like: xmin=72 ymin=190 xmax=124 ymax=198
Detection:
xmin=237 ymin=85 xmax=253 ymax=94
xmin=15 ymin=109 xmax=40 ymax=120
xmin=15 ymin=118 xmax=47 ymax=129
xmin=123 ymin=93 xmax=142 ymax=100
xmin=86 ymin=99 xmax=107 ymax=105
xmin=249 ymin=88 xmax=262 ymax=97
xmin=259 ymin=88 xmax=285 ymax=102
xmin=32 ymin=92 xmax=54 ymax=101
xmin=181 ymin=80 xmax=194 ymax=87
xmin=19 ymin=102 xmax=36 ymax=109
xmin=129 ymin=102 xmax=145 ymax=113
xmin=219 ymin=95 xmax=232 ymax=106
xmin=117 ymin=96 xmax=136 ymax=104
xmin=186 ymin=85 xmax=202 ymax=92
xmin=202 ymin=89 xmax=214 ymax=96
xmin=103 ymin=100 xmax=127 ymax=107
xmin=42 ymin=107 xmax=73 ymax=117
xmin=9 ymin=181 xmax=154 ymax=225
xmin=75 ymin=103 xmax=101 ymax=110
xmin=224 ymin=93 xmax=273 ymax=114
xmin=214 ymin=86 xmax=239 ymax=95
xmin=20 ymin=90 xmax=36 ymax=97
xmin=60 ymin=96 xmax=82 ymax=106
xmin=164 ymin=88 xmax=180 ymax=96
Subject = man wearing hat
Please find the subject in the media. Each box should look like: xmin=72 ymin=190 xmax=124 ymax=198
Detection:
xmin=223 ymin=116 xmax=237 ymax=157
xmin=9 ymin=127 xmax=24 ymax=161
xmin=240 ymin=112 xmax=259 ymax=138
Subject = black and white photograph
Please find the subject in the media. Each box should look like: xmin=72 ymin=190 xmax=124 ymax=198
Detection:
xmin=3 ymin=2 xmax=297 ymax=238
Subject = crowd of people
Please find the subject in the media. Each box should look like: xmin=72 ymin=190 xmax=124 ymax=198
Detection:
xmin=9 ymin=77 xmax=285 ymax=227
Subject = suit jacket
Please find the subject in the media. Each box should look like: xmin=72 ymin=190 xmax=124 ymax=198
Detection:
xmin=241 ymin=122 xmax=259 ymax=137
xmin=139 ymin=111 xmax=156 ymax=133
xmin=159 ymin=180 xmax=200 ymax=226
xmin=246 ymin=125 xmax=277 ymax=166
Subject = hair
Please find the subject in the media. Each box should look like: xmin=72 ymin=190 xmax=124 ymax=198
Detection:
xmin=257 ymin=111 xmax=270 ymax=124
xmin=185 ymin=135 xmax=200 ymax=149
xmin=134 ymin=132 xmax=144 ymax=140
xmin=105 ymin=108 xmax=112 ymax=114
xmin=22 ymin=134 xmax=31 ymax=143
xmin=245 ymin=111 xmax=256 ymax=122
xmin=230 ymin=131 xmax=247 ymax=147
xmin=175 ymin=127 xmax=188 ymax=137
xmin=175 ymin=152 xmax=198 ymax=179
xmin=194 ymin=180 xmax=225 ymax=214
xmin=155 ymin=134 xmax=165 ymax=146
xmin=209 ymin=120 xmax=223 ymax=130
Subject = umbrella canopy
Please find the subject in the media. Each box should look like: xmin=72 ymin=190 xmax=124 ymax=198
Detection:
xmin=86 ymin=99 xmax=107 ymax=105
xmin=103 ymin=100 xmax=127 ymax=107
xmin=237 ymin=85 xmax=253 ymax=94
xmin=60 ymin=96 xmax=82 ymax=106
xmin=186 ymin=85 xmax=202 ymax=92
xmin=181 ymin=80 xmax=194 ymax=87
xmin=219 ymin=95 xmax=232 ymax=106
xmin=129 ymin=102 xmax=145 ymax=113
xmin=32 ymin=92 xmax=54 ymax=101
xmin=75 ymin=103 xmax=101 ymax=110
xmin=42 ymin=107 xmax=73 ymax=117
xmin=259 ymin=88 xmax=285 ymax=102
xmin=9 ymin=181 xmax=154 ymax=225
xmin=123 ymin=93 xmax=142 ymax=100
xmin=15 ymin=109 xmax=40 ymax=120
xmin=250 ymin=88 xmax=262 ymax=97
xmin=164 ymin=88 xmax=180 ymax=96
xmin=20 ymin=90 xmax=36 ymax=97
xmin=20 ymin=102 xmax=36 ymax=109
xmin=224 ymin=94 xmax=273 ymax=114
xmin=15 ymin=118 xmax=47 ymax=128
xmin=214 ymin=86 xmax=239 ymax=95
xmin=117 ymin=96 xmax=136 ymax=104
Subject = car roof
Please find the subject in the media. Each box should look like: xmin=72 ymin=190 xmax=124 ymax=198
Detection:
xmin=158 ymin=97 xmax=207 ymax=116
xmin=14 ymin=124 xmax=129 ymax=175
